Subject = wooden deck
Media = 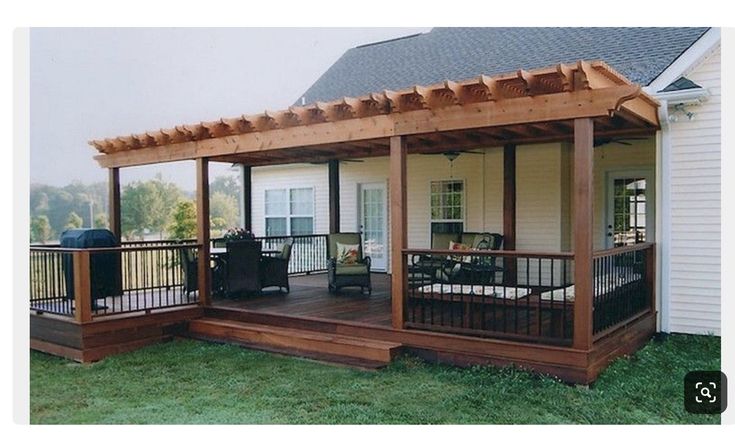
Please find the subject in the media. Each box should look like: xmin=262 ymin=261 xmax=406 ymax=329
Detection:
xmin=211 ymin=273 xmax=392 ymax=327
xmin=31 ymin=272 xmax=657 ymax=384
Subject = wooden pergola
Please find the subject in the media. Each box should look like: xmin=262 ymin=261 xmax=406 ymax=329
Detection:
xmin=90 ymin=60 xmax=659 ymax=352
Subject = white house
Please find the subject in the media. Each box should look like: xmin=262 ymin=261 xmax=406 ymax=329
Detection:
xmin=246 ymin=27 xmax=721 ymax=335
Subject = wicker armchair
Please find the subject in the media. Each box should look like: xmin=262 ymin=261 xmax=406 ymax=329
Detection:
xmin=327 ymin=233 xmax=372 ymax=294
xmin=223 ymin=240 xmax=263 ymax=296
xmin=260 ymin=237 xmax=293 ymax=293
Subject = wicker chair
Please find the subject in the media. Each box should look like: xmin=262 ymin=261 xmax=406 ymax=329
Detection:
xmin=223 ymin=240 xmax=263 ymax=296
xmin=260 ymin=237 xmax=293 ymax=293
xmin=327 ymin=233 xmax=372 ymax=294
xmin=179 ymin=247 xmax=225 ymax=296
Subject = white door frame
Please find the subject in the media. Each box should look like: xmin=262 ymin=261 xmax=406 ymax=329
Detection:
xmin=605 ymin=168 xmax=656 ymax=248
xmin=358 ymin=182 xmax=388 ymax=271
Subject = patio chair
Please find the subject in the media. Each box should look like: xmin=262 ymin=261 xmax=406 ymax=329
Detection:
xmin=180 ymin=247 xmax=199 ymax=295
xmin=179 ymin=247 xmax=225 ymax=296
xmin=441 ymin=232 xmax=505 ymax=285
xmin=327 ymin=233 xmax=372 ymax=294
xmin=410 ymin=232 xmax=457 ymax=276
xmin=260 ymin=237 xmax=293 ymax=293
xmin=224 ymin=240 xmax=263 ymax=296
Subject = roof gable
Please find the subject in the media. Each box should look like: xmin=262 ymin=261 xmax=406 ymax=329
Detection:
xmin=299 ymin=27 xmax=709 ymax=105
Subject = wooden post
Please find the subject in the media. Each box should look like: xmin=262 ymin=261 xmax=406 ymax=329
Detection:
xmin=196 ymin=158 xmax=212 ymax=306
xmin=503 ymin=144 xmax=517 ymax=285
xmin=328 ymin=159 xmax=340 ymax=234
xmin=573 ymin=118 xmax=594 ymax=350
xmin=73 ymin=250 xmax=92 ymax=323
xmin=389 ymin=136 xmax=407 ymax=329
xmin=108 ymin=168 xmax=121 ymax=238
xmin=242 ymin=165 xmax=252 ymax=231
xmin=108 ymin=167 xmax=124 ymax=294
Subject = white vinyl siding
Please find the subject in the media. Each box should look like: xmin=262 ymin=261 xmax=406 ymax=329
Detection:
xmin=666 ymin=46 xmax=721 ymax=335
xmin=251 ymin=164 xmax=328 ymax=237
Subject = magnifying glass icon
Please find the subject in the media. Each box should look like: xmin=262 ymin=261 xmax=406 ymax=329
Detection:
xmin=700 ymin=387 xmax=712 ymax=399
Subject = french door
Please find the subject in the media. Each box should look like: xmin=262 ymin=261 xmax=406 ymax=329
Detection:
xmin=359 ymin=182 xmax=387 ymax=271
xmin=606 ymin=170 xmax=655 ymax=248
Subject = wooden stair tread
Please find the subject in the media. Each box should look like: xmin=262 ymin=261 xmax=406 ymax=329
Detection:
xmin=188 ymin=318 xmax=403 ymax=366
xmin=191 ymin=318 xmax=402 ymax=349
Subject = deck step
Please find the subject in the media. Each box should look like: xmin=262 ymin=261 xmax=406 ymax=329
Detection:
xmin=187 ymin=318 xmax=403 ymax=369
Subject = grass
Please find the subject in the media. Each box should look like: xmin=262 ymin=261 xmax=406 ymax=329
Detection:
xmin=30 ymin=333 xmax=720 ymax=424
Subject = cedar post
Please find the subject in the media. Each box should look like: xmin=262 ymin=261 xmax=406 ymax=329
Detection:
xmin=242 ymin=165 xmax=253 ymax=231
xmin=573 ymin=118 xmax=594 ymax=350
xmin=108 ymin=168 xmax=121 ymax=238
xmin=328 ymin=159 xmax=341 ymax=234
xmin=503 ymin=144 xmax=517 ymax=285
xmin=108 ymin=167 xmax=124 ymax=295
xmin=196 ymin=158 xmax=212 ymax=306
xmin=389 ymin=136 xmax=407 ymax=329
xmin=73 ymin=250 xmax=92 ymax=323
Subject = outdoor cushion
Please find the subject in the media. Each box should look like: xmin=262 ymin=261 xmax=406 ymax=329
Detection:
xmin=431 ymin=233 xmax=458 ymax=251
xmin=449 ymin=241 xmax=471 ymax=263
xmin=335 ymin=264 xmax=369 ymax=276
xmin=336 ymin=242 xmax=360 ymax=264
xmin=415 ymin=283 xmax=530 ymax=300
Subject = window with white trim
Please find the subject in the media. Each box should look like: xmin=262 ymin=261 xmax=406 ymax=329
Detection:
xmin=265 ymin=187 xmax=314 ymax=236
xmin=430 ymin=180 xmax=464 ymax=235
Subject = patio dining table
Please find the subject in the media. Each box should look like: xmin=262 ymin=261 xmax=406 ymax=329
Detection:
xmin=209 ymin=246 xmax=281 ymax=296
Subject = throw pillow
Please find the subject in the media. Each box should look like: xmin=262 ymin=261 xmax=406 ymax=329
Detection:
xmin=448 ymin=241 xmax=471 ymax=263
xmin=336 ymin=242 xmax=360 ymax=264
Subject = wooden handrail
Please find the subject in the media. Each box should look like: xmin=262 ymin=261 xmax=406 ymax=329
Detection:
xmin=593 ymin=242 xmax=654 ymax=258
xmin=403 ymin=248 xmax=574 ymax=259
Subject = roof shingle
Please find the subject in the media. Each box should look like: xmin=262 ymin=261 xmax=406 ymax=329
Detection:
xmin=298 ymin=27 xmax=709 ymax=105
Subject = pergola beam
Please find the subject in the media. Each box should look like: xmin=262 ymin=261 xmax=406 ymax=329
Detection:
xmin=95 ymin=84 xmax=655 ymax=168
xmin=91 ymin=60 xmax=659 ymax=168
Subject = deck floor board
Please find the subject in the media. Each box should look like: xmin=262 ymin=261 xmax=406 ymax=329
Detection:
xmin=212 ymin=273 xmax=393 ymax=327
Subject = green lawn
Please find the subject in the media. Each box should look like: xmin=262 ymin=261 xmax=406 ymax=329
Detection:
xmin=30 ymin=334 xmax=720 ymax=424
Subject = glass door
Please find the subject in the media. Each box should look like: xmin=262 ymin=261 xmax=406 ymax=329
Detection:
xmin=606 ymin=171 xmax=655 ymax=248
xmin=359 ymin=182 xmax=387 ymax=271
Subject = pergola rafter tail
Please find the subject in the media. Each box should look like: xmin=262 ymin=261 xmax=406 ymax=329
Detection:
xmin=90 ymin=60 xmax=659 ymax=169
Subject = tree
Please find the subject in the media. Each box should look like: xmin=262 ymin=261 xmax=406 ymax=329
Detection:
xmin=94 ymin=212 xmax=109 ymax=229
xmin=167 ymin=200 xmax=197 ymax=240
xmin=211 ymin=174 xmax=242 ymax=215
xmin=121 ymin=176 xmax=182 ymax=239
xmin=64 ymin=211 xmax=83 ymax=230
xmin=210 ymin=191 xmax=239 ymax=236
xmin=30 ymin=215 xmax=52 ymax=243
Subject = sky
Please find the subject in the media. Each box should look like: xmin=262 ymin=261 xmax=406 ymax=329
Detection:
xmin=30 ymin=28 xmax=429 ymax=191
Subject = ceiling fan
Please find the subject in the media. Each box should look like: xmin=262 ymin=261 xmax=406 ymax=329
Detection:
xmin=421 ymin=150 xmax=485 ymax=161
xmin=308 ymin=158 xmax=364 ymax=165
xmin=593 ymin=137 xmax=648 ymax=147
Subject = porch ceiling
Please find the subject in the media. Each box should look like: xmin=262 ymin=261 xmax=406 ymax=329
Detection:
xmin=90 ymin=60 xmax=659 ymax=169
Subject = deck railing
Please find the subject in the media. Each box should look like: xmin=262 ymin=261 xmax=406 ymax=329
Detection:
xmin=256 ymin=234 xmax=328 ymax=274
xmin=30 ymin=247 xmax=75 ymax=317
xmin=30 ymin=243 xmax=201 ymax=320
xmin=212 ymin=234 xmax=328 ymax=275
xmin=403 ymin=249 xmax=575 ymax=345
xmin=592 ymin=242 xmax=655 ymax=336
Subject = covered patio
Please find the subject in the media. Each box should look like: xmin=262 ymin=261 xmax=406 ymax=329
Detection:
xmin=30 ymin=60 xmax=660 ymax=383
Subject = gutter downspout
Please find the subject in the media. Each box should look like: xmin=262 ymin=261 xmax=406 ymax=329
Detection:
xmin=656 ymin=102 xmax=672 ymax=333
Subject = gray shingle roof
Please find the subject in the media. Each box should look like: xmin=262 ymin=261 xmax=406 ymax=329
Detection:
xmin=298 ymin=27 xmax=709 ymax=105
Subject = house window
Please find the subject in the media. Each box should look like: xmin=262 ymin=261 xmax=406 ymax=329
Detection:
xmin=265 ymin=188 xmax=314 ymax=236
xmin=430 ymin=180 xmax=464 ymax=235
